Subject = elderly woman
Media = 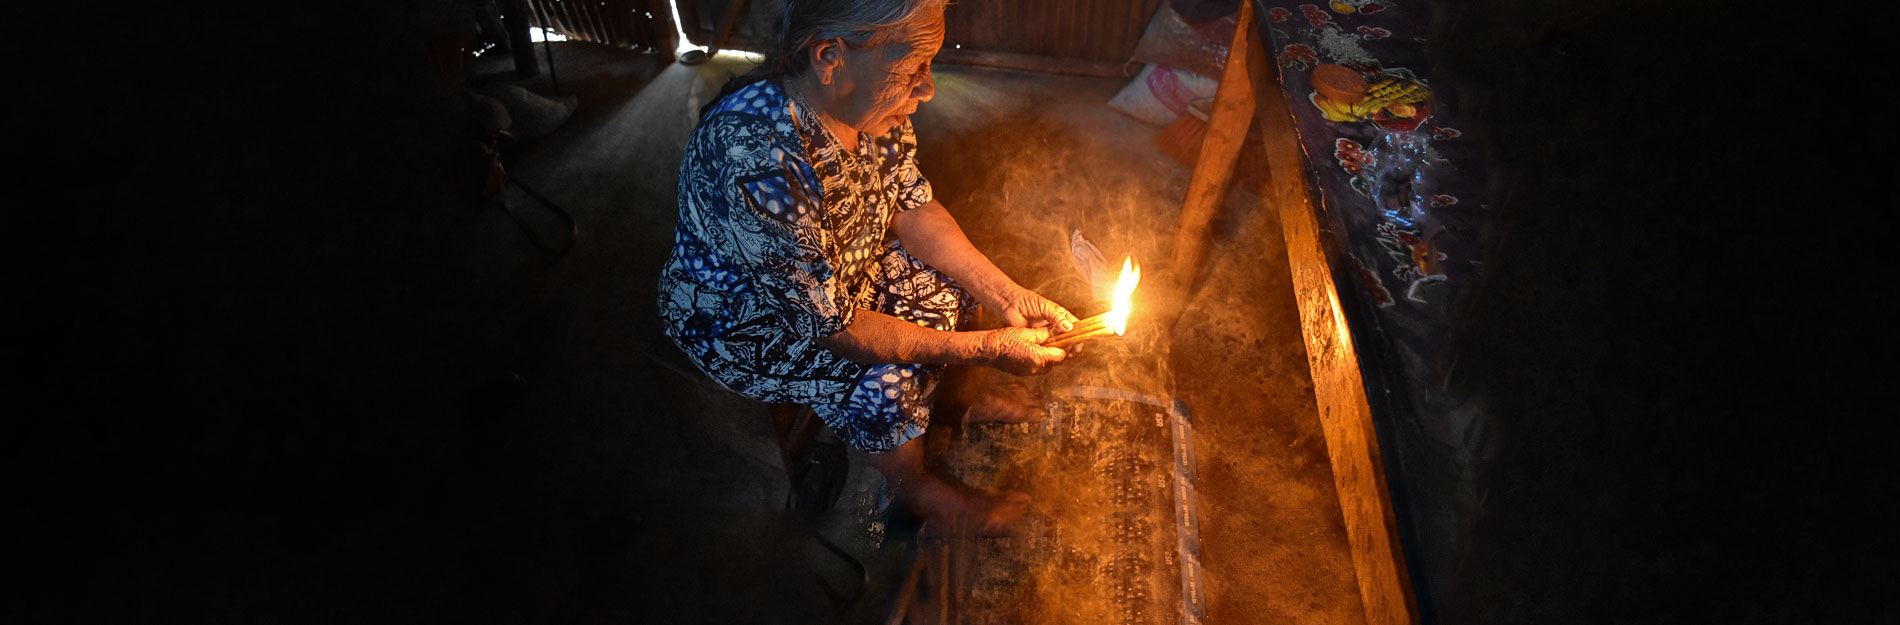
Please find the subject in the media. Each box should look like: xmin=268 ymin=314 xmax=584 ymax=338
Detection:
xmin=658 ymin=0 xmax=1075 ymax=534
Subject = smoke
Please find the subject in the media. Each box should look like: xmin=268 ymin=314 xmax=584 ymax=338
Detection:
xmin=911 ymin=64 xmax=1186 ymax=405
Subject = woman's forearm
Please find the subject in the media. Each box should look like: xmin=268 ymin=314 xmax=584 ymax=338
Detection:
xmin=817 ymin=308 xmax=987 ymax=365
xmin=890 ymin=201 xmax=1019 ymax=303
xmin=818 ymin=308 xmax=1068 ymax=375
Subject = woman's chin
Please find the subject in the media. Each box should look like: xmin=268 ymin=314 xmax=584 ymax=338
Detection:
xmin=867 ymin=115 xmax=907 ymax=137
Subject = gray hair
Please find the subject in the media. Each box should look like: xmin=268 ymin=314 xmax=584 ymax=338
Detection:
xmin=703 ymin=0 xmax=947 ymax=116
xmin=765 ymin=0 xmax=949 ymax=76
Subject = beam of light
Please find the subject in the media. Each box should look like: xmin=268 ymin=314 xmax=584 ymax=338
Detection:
xmin=668 ymin=0 xmax=764 ymax=60
xmin=666 ymin=0 xmax=699 ymax=57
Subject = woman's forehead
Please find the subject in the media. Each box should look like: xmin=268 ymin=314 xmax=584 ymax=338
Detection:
xmin=908 ymin=10 xmax=946 ymax=44
xmin=886 ymin=8 xmax=945 ymax=55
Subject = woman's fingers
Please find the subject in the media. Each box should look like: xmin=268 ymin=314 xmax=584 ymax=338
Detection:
xmin=1013 ymin=289 xmax=1077 ymax=331
xmin=1023 ymin=334 xmax=1067 ymax=375
xmin=1019 ymin=326 xmax=1053 ymax=343
xmin=986 ymin=327 xmax=1068 ymax=376
xmin=1039 ymin=295 xmax=1079 ymax=331
xmin=995 ymin=286 xmax=1077 ymax=331
xmin=1053 ymin=305 xmax=1079 ymax=332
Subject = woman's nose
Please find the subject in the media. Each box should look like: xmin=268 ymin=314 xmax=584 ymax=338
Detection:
xmin=913 ymin=70 xmax=936 ymax=103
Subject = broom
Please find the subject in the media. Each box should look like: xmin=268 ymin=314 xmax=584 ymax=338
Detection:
xmin=1154 ymin=96 xmax=1215 ymax=166
xmin=1153 ymin=96 xmax=1270 ymax=194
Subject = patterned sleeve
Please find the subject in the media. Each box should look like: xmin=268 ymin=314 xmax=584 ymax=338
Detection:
xmin=725 ymin=156 xmax=856 ymax=340
xmin=891 ymin=119 xmax=934 ymax=212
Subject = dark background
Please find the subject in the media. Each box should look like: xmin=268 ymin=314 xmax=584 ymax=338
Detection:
xmin=19 ymin=2 xmax=492 ymax=623
xmin=1427 ymin=1 xmax=1892 ymax=622
xmin=14 ymin=1 xmax=1891 ymax=623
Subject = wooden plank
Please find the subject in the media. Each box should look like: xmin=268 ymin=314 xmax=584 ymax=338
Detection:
xmin=505 ymin=0 xmax=538 ymax=77
xmin=1249 ymin=11 xmax=1421 ymax=625
xmin=1160 ymin=0 xmax=1259 ymax=315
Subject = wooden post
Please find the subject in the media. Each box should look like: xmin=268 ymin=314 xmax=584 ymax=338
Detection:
xmin=1160 ymin=0 xmax=1261 ymax=325
xmin=505 ymin=0 xmax=539 ymax=78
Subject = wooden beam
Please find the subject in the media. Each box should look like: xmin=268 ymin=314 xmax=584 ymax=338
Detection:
xmin=1158 ymin=0 xmax=1259 ymax=325
xmin=1250 ymin=13 xmax=1421 ymax=625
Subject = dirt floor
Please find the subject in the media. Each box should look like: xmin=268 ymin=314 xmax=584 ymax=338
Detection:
xmin=440 ymin=41 xmax=1364 ymax=624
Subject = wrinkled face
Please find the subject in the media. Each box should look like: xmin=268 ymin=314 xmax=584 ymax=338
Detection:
xmin=832 ymin=11 xmax=944 ymax=137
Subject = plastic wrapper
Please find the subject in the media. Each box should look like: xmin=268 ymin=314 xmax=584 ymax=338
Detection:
xmin=1130 ymin=3 xmax=1239 ymax=80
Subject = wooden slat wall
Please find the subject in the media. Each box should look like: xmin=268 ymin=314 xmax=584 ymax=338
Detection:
xmin=677 ymin=0 xmax=1161 ymax=75
xmin=942 ymin=0 xmax=1161 ymax=64
xmin=526 ymin=0 xmax=673 ymax=51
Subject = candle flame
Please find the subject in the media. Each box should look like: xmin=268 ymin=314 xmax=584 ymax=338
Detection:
xmin=1103 ymin=257 xmax=1141 ymax=335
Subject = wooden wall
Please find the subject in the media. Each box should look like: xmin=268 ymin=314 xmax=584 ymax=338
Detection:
xmin=678 ymin=0 xmax=1163 ymax=76
xmin=942 ymin=0 xmax=1161 ymax=64
xmin=526 ymin=0 xmax=677 ymax=52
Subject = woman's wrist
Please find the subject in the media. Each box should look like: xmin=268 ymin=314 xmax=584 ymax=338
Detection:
xmin=969 ymin=274 xmax=1021 ymax=311
xmin=953 ymin=327 xmax=1001 ymax=366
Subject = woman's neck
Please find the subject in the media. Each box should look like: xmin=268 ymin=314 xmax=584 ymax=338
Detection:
xmin=786 ymin=73 xmax=860 ymax=152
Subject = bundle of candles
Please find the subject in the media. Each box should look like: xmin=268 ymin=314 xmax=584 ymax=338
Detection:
xmin=1045 ymin=257 xmax=1141 ymax=349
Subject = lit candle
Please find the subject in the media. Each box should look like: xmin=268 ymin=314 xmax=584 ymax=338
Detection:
xmin=1044 ymin=257 xmax=1140 ymax=349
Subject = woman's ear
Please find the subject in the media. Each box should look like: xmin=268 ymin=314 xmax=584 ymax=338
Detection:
xmin=808 ymin=37 xmax=845 ymax=85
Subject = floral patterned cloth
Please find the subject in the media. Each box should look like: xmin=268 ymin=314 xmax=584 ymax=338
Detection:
xmin=659 ymin=79 xmax=967 ymax=453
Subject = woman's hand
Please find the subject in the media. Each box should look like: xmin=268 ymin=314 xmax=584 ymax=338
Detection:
xmin=984 ymin=285 xmax=1080 ymax=331
xmin=979 ymin=327 xmax=1069 ymax=376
